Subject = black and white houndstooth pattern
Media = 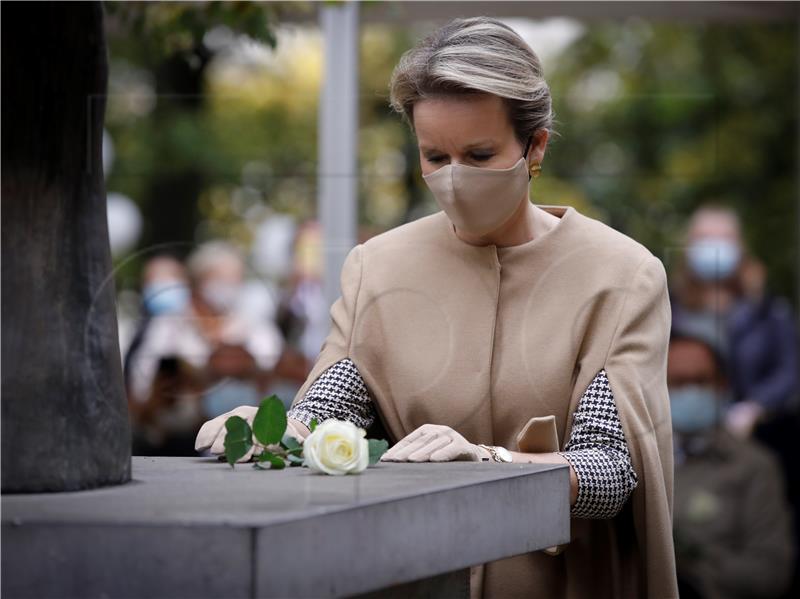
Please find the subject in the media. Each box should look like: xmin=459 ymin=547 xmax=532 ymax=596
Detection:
xmin=558 ymin=368 xmax=638 ymax=519
xmin=287 ymin=358 xmax=376 ymax=430
xmin=288 ymin=360 xmax=636 ymax=519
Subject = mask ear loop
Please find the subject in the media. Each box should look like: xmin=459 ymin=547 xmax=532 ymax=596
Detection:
xmin=523 ymin=134 xmax=534 ymax=181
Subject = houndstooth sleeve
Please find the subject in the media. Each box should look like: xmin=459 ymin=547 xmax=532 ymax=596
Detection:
xmin=287 ymin=358 xmax=376 ymax=430
xmin=557 ymin=369 xmax=638 ymax=519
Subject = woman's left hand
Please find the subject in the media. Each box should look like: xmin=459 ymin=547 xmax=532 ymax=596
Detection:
xmin=380 ymin=423 xmax=490 ymax=462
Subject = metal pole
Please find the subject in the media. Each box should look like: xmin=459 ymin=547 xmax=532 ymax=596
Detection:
xmin=796 ymin=16 xmax=800 ymax=326
xmin=318 ymin=1 xmax=359 ymax=310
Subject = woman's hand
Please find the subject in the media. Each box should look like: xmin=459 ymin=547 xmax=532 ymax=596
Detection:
xmin=194 ymin=406 xmax=310 ymax=463
xmin=380 ymin=423 xmax=491 ymax=462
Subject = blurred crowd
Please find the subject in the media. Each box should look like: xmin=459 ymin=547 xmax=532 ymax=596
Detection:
xmin=668 ymin=205 xmax=798 ymax=599
xmin=121 ymin=221 xmax=326 ymax=456
xmin=120 ymin=204 xmax=799 ymax=599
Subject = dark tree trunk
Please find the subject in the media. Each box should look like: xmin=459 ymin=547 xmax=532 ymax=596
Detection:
xmin=1 ymin=2 xmax=131 ymax=492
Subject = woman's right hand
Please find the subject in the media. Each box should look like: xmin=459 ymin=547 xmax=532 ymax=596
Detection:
xmin=194 ymin=406 xmax=310 ymax=463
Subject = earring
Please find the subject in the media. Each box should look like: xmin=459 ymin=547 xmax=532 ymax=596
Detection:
xmin=529 ymin=161 xmax=542 ymax=179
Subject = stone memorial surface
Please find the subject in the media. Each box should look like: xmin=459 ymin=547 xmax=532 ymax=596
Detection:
xmin=2 ymin=456 xmax=570 ymax=598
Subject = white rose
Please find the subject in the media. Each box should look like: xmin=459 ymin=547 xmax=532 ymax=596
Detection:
xmin=303 ymin=419 xmax=370 ymax=475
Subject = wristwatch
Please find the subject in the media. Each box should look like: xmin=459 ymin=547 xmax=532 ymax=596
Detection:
xmin=477 ymin=443 xmax=514 ymax=463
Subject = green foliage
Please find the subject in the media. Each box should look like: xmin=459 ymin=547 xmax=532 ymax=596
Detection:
xmin=255 ymin=451 xmax=286 ymax=470
xmin=104 ymin=1 xmax=283 ymax=55
xmin=223 ymin=416 xmax=253 ymax=467
xmin=281 ymin=435 xmax=303 ymax=454
xmin=368 ymin=438 xmax=389 ymax=465
xmin=309 ymin=418 xmax=318 ymax=432
xmin=546 ymin=22 xmax=797 ymax=303
xmin=224 ymin=396 xmax=386 ymax=472
xmin=252 ymin=395 xmax=287 ymax=446
xmin=286 ymin=453 xmax=305 ymax=467
xmin=104 ymin=16 xmax=797 ymax=308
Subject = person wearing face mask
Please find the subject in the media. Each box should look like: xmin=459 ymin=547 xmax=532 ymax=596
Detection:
xmin=141 ymin=257 xmax=191 ymax=317
xmin=195 ymin=17 xmax=676 ymax=598
xmin=123 ymin=254 xmax=190 ymax=384
xmin=125 ymin=242 xmax=288 ymax=455
xmin=670 ymin=205 xmax=800 ymax=590
xmin=671 ymin=205 xmax=799 ymax=440
xmin=668 ymin=321 xmax=794 ymax=599
xmin=123 ymin=254 xmax=195 ymax=453
xmin=187 ymin=242 xmax=290 ymax=419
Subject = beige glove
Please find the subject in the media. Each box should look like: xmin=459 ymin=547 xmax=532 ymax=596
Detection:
xmin=194 ymin=406 xmax=309 ymax=463
xmin=380 ymin=423 xmax=489 ymax=462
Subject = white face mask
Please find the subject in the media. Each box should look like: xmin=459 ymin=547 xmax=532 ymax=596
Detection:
xmin=422 ymin=147 xmax=532 ymax=237
xmin=201 ymin=280 xmax=240 ymax=314
xmin=686 ymin=238 xmax=741 ymax=281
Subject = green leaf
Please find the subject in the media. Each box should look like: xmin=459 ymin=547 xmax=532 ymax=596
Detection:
xmin=368 ymin=438 xmax=389 ymax=465
xmin=281 ymin=435 xmax=302 ymax=452
xmin=286 ymin=453 xmax=304 ymax=466
xmin=252 ymin=395 xmax=287 ymax=446
xmin=309 ymin=418 xmax=319 ymax=432
xmin=224 ymin=416 xmax=253 ymax=467
xmin=256 ymin=451 xmax=286 ymax=470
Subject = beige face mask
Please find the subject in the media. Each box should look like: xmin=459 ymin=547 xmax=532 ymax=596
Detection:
xmin=422 ymin=143 xmax=532 ymax=237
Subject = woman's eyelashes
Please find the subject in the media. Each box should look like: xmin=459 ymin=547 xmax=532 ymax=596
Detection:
xmin=426 ymin=152 xmax=495 ymax=164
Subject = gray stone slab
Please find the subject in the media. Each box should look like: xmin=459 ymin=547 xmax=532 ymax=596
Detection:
xmin=3 ymin=524 xmax=252 ymax=599
xmin=348 ymin=569 xmax=470 ymax=599
xmin=2 ymin=456 xmax=569 ymax=598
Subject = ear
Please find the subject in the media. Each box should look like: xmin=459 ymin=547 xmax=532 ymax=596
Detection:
xmin=527 ymin=129 xmax=549 ymax=167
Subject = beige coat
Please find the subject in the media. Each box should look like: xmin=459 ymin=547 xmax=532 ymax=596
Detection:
xmin=290 ymin=204 xmax=678 ymax=598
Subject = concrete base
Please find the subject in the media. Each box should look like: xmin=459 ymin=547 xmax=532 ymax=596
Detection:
xmin=2 ymin=457 xmax=569 ymax=598
xmin=349 ymin=569 xmax=470 ymax=599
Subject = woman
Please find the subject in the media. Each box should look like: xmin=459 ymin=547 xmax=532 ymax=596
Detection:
xmin=196 ymin=17 xmax=677 ymax=598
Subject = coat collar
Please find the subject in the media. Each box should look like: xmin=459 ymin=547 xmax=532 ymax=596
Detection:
xmin=438 ymin=203 xmax=578 ymax=261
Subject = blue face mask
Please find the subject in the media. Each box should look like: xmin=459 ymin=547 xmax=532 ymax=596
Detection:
xmin=669 ymin=385 xmax=720 ymax=434
xmin=142 ymin=280 xmax=190 ymax=316
xmin=686 ymin=238 xmax=741 ymax=281
xmin=202 ymin=379 xmax=261 ymax=419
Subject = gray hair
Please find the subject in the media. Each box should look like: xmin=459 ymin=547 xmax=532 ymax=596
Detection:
xmin=186 ymin=240 xmax=244 ymax=284
xmin=388 ymin=16 xmax=557 ymax=145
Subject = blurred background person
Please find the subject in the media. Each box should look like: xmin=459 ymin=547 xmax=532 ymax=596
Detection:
xmin=123 ymin=254 xmax=195 ymax=454
xmin=670 ymin=205 xmax=800 ymax=588
xmin=276 ymin=220 xmax=329 ymax=364
xmin=185 ymin=240 xmax=286 ymax=418
xmin=123 ymin=253 xmax=190 ymax=381
xmin=140 ymin=254 xmax=191 ymax=317
xmin=668 ymin=319 xmax=795 ymax=599
xmin=670 ymin=204 xmax=799 ymax=435
xmin=125 ymin=241 xmax=288 ymax=454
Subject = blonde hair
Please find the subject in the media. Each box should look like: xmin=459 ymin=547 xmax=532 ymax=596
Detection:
xmin=388 ymin=16 xmax=557 ymax=145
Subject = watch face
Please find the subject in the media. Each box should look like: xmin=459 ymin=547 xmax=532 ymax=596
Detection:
xmin=496 ymin=446 xmax=513 ymax=462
